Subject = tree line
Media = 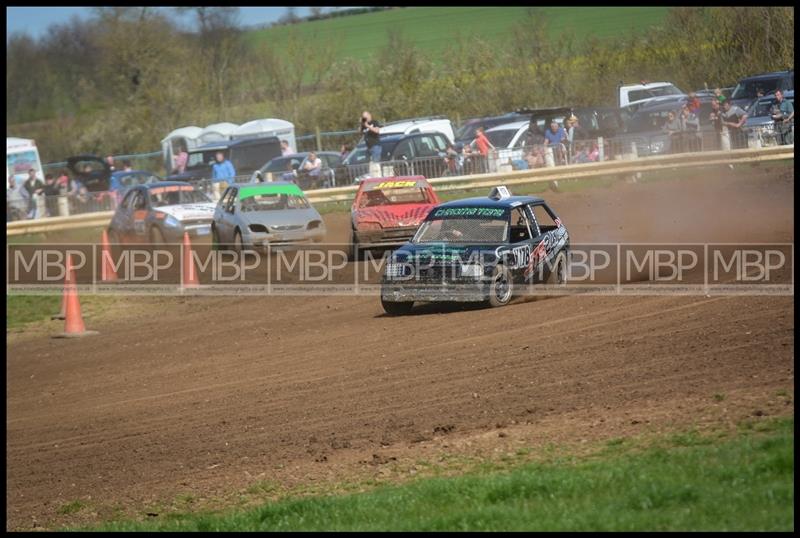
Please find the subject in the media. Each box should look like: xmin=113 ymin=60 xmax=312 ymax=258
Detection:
xmin=6 ymin=7 xmax=794 ymax=164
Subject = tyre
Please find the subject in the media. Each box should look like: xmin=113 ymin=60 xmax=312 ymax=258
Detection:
xmin=546 ymin=251 xmax=568 ymax=287
xmin=348 ymin=227 xmax=362 ymax=262
xmin=211 ymin=225 xmax=220 ymax=251
xmin=381 ymin=297 xmax=413 ymax=316
xmin=233 ymin=229 xmax=244 ymax=254
xmin=487 ymin=264 xmax=513 ymax=308
xmin=150 ymin=226 xmax=166 ymax=246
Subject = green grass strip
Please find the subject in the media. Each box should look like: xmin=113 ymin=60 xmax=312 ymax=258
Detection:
xmin=82 ymin=417 xmax=793 ymax=531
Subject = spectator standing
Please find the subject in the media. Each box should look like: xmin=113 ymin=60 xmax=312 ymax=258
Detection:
xmin=340 ymin=144 xmax=352 ymax=160
xmin=173 ymin=142 xmax=188 ymax=174
xmin=686 ymin=92 xmax=701 ymax=114
xmin=22 ymin=168 xmax=45 ymax=217
xmin=360 ymin=111 xmax=382 ymax=163
xmin=105 ymin=155 xmax=116 ymax=172
xmin=474 ymin=126 xmax=494 ymax=173
xmin=708 ymin=99 xmax=724 ymax=149
xmin=302 ymin=151 xmax=323 ymax=187
xmin=43 ymin=173 xmax=61 ymax=217
xmin=572 ymin=143 xmax=591 ymax=164
xmin=714 ymin=87 xmax=726 ymax=104
xmin=281 ymin=160 xmax=297 ymax=182
xmin=543 ymin=121 xmax=567 ymax=164
xmin=720 ymin=100 xmax=748 ymax=149
xmin=211 ymin=151 xmax=236 ymax=183
xmin=56 ymin=169 xmax=70 ymax=191
xmin=587 ymin=142 xmax=600 ymax=162
xmin=280 ymin=140 xmax=295 ymax=156
xmin=122 ymin=159 xmax=133 ymax=172
xmin=7 ymin=176 xmax=30 ymax=221
xmin=771 ymin=89 xmax=794 ymax=145
xmin=662 ymin=110 xmax=683 ymax=153
xmin=679 ymin=104 xmax=701 ymax=152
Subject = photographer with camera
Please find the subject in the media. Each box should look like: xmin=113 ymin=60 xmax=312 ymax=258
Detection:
xmin=360 ymin=111 xmax=382 ymax=163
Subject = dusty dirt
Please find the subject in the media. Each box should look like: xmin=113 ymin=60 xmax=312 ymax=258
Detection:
xmin=6 ymin=165 xmax=795 ymax=530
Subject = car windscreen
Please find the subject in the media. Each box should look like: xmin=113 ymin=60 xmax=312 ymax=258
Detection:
xmin=263 ymin=156 xmax=301 ymax=173
xmin=626 ymin=110 xmax=674 ymax=133
xmin=118 ymin=173 xmax=160 ymax=187
xmin=240 ymin=193 xmax=310 ymax=212
xmin=149 ymin=186 xmax=210 ymax=207
xmin=627 ymin=84 xmax=683 ymax=103
xmin=344 ymin=141 xmax=398 ymax=165
xmin=359 ymin=180 xmax=431 ymax=207
xmin=413 ymin=207 xmax=509 ymax=244
xmin=484 ymin=129 xmax=518 ymax=148
xmin=731 ymin=78 xmax=782 ymax=100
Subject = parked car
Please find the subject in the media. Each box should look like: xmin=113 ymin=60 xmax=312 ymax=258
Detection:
xmin=380 ymin=186 xmax=570 ymax=314
xmin=378 ymin=116 xmax=455 ymax=144
xmin=107 ymin=181 xmax=216 ymax=245
xmin=454 ymin=112 xmax=527 ymax=145
xmin=342 ymin=131 xmax=452 ymax=183
xmin=348 ymin=176 xmax=441 ymax=260
xmin=729 ymin=70 xmax=794 ymax=110
xmin=166 ymin=136 xmax=283 ymax=184
xmin=618 ymin=99 xmax=703 ymax=156
xmin=212 ymin=181 xmax=325 ymax=251
xmin=252 ymin=151 xmax=344 ymax=189
xmin=745 ymin=90 xmax=795 ymax=127
xmin=66 ymin=154 xmax=111 ymax=192
xmin=617 ymin=81 xmax=687 ymax=110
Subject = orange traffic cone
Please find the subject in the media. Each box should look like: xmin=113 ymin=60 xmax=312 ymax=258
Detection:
xmin=181 ymin=232 xmax=199 ymax=289
xmin=52 ymin=254 xmax=98 ymax=338
xmin=101 ymin=229 xmax=118 ymax=282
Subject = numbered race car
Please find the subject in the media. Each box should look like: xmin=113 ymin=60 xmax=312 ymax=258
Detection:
xmin=380 ymin=186 xmax=570 ymax=315
xmin=349 ymin=176 xmax=441 ymax=260
xmin=212 ymin=181 xmax=325 ymax=251
xmin=108 ymin=181 xmax=216 ymax=244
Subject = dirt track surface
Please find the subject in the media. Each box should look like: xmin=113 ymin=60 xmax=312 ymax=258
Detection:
xmin=6 ymin=166 xmax=795 ymax=530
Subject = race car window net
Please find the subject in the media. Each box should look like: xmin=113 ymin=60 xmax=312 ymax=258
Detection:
xmin=149 ymin=189 xmax=211 ymax=207
xmin=530 ymin=204 xmax=559 ymax=233
xmin=413 ymin=217 xmax=508 ymax=244
xmin=240 ymin=194 xmax=310 ymax=212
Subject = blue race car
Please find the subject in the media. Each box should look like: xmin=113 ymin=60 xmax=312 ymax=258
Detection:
xmin=380 ymin=186 xmax=570 ymax=314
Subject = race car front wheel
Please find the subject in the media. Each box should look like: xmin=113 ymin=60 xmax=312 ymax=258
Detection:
xmin=381 ymin=297 xmax=414 ymax=316
xmin=487 ymin=264 xmax=513 ymax=308
xmin=547 ymin=251 xmax=568 ymax=287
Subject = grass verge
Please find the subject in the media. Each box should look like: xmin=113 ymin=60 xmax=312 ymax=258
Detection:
xmin=77 ymin=417 xmax=793 ymax=531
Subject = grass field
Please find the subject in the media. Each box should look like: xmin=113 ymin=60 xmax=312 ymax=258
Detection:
xmin=75 ymin=417 xmax=793 ymax=531
xmin=245 ymin=7 xmax=670 ymax=63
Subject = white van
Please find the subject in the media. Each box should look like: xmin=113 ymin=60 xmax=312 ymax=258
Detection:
xmin=380 ymin=116 xmax=455 ymax=144
xmin=7 ymin=137 xmax=44 ymax=188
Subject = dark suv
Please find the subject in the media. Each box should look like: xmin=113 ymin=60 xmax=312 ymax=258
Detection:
xmin=730 ymin=70 xmax=794 ymax=110
xmin=166 ymin=136 xmax=282 ymax=184
xmin=342 ymin=131 xmax=452 ymax=183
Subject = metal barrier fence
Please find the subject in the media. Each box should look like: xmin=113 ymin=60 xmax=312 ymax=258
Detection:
xmin=19 ymin=124 xmax=793 ymax=224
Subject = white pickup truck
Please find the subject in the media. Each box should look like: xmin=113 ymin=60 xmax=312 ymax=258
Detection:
xmin=618 ymin=81 xmax=687 ymax=111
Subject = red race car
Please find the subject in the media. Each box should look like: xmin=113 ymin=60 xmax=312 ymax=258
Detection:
xmin=348 ymin=176 xmax=440 ymax=260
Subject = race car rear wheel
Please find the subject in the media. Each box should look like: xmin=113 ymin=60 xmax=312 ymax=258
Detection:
xmin=487 ymin=264 xmax=513 ymax=308
xmin=547 ymin=251 xmax=568 ymax=287
xmin=381 ymin=298 xmax=414 ymax=316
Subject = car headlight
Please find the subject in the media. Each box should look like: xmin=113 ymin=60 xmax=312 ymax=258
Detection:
xmin=249 ymin=224 xmax=268 ymax=233
xmin=307 ymin=220 xmax=322 ymax=230
xmin=164 ymin=215 xmax=181 ymax=228
xmin=460 ymin=264 xmax=483 ymax=278
xmin=357 ymin=222 xmax=382 ymax=231
xmin=385 ymin=262 xmax=411 ymax=278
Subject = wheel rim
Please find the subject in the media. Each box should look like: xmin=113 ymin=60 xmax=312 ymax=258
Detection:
xmin=495 ymin=270 xmax=511 ymax=303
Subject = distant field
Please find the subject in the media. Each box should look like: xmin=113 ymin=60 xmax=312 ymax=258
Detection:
xmin=245 ymin=7 xmax=670 ymax=62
